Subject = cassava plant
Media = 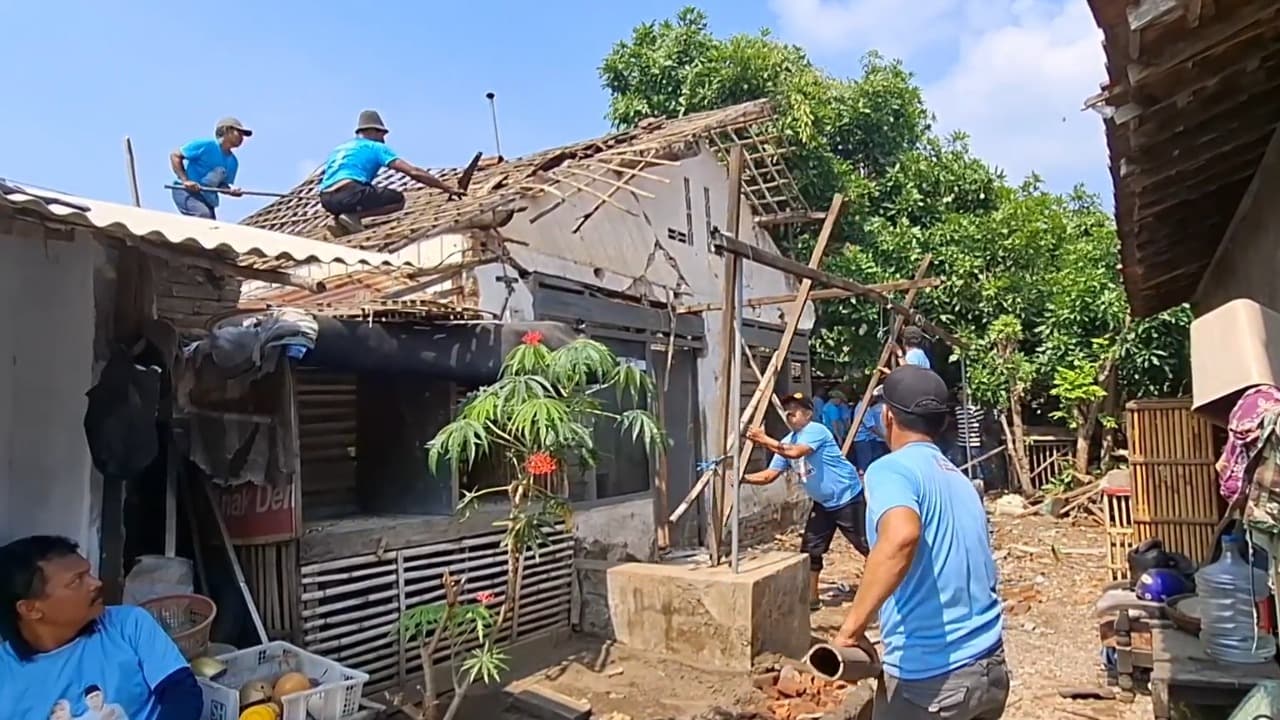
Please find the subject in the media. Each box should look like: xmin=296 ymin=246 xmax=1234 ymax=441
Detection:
xmin=401 ymin=331 xmax=664 ymax=717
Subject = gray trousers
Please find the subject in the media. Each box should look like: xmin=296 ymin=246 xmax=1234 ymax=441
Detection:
xmin=872 ymin=647 xmax=1010 ymax=720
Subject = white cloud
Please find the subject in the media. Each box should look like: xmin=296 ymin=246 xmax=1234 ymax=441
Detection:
xmin=768 ymin=0 xmax=1109 ymax=195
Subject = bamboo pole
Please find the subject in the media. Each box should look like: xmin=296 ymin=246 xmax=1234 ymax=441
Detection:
xmin=712 ymin=145 xmax=746 ymax=567
xmin=841 ymin=255 xmax=934 ymax=457
xmin=674 ymin=279 xmax=942 ymax=314
xmin=668 ymin=194 xmax=844 ymax=525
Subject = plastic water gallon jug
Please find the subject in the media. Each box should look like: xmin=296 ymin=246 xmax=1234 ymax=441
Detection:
xmin=1196 ymin=533 xmax=1276 ymax=663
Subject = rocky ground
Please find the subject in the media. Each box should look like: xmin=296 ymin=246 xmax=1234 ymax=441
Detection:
xmin=486 ymin=503 xmax=1151 ymax=719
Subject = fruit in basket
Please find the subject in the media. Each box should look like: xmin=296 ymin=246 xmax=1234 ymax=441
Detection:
xmin=272 ymin=671 xmax=312 ymax=699
xmin=239 ymin=680 xmax=273 ymax=709
xmin=190 ymin=656 xmax=227 ymax=680
xmin=238 ymin=701 xmax=281 ymax=720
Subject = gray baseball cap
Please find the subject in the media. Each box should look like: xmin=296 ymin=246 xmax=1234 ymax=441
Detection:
xmin=215 ymin=117 xmax=253 ymax=136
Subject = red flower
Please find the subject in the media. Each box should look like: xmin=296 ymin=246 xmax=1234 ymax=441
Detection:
xmin=475 ymin=591 xmax=496 ymax=604
xmin=525 ymin=452 xmax=558 ymax=476
xmin=521 ymin=330 xmax=544 ymax=346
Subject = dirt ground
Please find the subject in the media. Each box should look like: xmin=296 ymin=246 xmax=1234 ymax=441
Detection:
xmin=493 ymin=505 xmax=1152 ymax=719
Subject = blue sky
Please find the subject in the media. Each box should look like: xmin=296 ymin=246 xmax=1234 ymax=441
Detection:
xmin=3 ymin=1 xmax=1109 ymax=221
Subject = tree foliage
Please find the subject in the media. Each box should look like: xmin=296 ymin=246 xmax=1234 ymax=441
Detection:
xmin=600 ymin=7 xmax=1191 ymax=472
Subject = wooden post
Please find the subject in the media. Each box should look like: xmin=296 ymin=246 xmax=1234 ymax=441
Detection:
xmin=668 ymin=194 xmax=844 ymax=526
xmin=124 ymin=136 xmax=142 ymax=208
xmin=710 ymin=145 xmax=746 ymax=566
xmin=652 ymin=346 xmax=672 ymax=551
xmin=841 ymin=255 xmax=934 ymax=457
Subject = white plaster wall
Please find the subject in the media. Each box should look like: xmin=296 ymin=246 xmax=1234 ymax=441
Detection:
xmin=0 ymin=228 xmax=100 ymax=554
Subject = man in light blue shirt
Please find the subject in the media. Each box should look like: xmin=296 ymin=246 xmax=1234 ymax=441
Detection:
xmin=898 ymin=325 xmax=932 ymax=369
xmin=746 ymin=392 xmax=868 ymax=611
xmin=169 ymin=117 xmax=250 ymax=220
xmin=1 ymin=536 xmax=202 ymax=720
xmin=850 ymin=389 xmax=889 ymax=474
xmin=318 ymin=109 xmax=463 ymax=236
xmin=820 ymin=389 xmax=852 ymax=442
xmin=834 ymin=366 xmax=1007 ymax=720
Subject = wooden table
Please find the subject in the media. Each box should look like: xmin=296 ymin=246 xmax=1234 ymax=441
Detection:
xmin=1151 ymin=624 xmax=1280 ymax=719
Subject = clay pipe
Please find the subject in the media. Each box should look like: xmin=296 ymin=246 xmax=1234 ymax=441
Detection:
xmin=805 ymin=642 xmax=882 ymax=683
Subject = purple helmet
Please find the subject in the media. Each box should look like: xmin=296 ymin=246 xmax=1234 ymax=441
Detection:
xmin=1134 ymin=568 xmax=1193 ymax=602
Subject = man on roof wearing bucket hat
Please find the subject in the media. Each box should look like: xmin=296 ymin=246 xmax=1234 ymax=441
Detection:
xmin=744 ymin=392 xmax=869 ymax=612
xmin=0 ymin=535 xmax=202 ymax=720
xmin=833 ymin=366 xmax=1007 ymax=719
xmin=318 ymin=109 xmax=464 ymax=237
xmin=169 ymin=117 xmax=251 ymax=220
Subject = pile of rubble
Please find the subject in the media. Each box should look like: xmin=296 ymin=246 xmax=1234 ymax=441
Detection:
xmin=752 ymin=664 xmax=866 ymax=720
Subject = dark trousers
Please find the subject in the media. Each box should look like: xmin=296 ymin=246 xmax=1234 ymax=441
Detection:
xmin=852 ymin=440 xmax=889 ymax=474
xmin=319 ymin=182 xmax=405 ymax=217
xmin=801 ymin=494 xmax=869 ymax=571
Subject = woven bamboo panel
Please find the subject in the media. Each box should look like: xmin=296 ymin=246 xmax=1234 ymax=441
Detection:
xmin=1027 ymin=437 xmax=1073 ymax=490
xmin=299 ymin=524 xmax=573 ymax=694
xmin=1104 ymin=489 xmax=1133 ymax=582
xmin=1126 ymin=398 xmax=1223 ymax=565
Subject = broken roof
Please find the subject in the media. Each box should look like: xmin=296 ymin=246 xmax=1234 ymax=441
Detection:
xmin=1084 ymin=0 xmax=1280 ymax=317
xmin=239 ymin=268 xmax=485 ymax=322
xmin=241 ymin=99 xmax=807 ymax=254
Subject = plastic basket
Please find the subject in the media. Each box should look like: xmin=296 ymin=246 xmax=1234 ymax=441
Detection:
xmin=141 ymin=594 xmax=216 ymax=660
xmin=199 ymin=641 xmax=369 ymax=720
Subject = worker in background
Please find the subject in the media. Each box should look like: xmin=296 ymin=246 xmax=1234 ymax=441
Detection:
xmin=0 ymin=536 xmax=202 ymax=720
xmin=897 ymin=326 xmax=932 ymax=369
xmin=834 ymin=366 xmax=1007 ymax=720
xmin=850 ymin=386 xmax=889 ymax=475
xmin=170 ymin=117 xmax=250 ymax=220
xmin=318 ymin=110 xmax=463 ymax=237
xmin=820 ymin=389 xmax=852 ymax=444
xmin=744 ymin=393 xmax=868 ymax=612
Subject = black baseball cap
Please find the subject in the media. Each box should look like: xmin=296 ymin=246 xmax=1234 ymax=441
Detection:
xmin=882 ymin=365 xmax=950 ymax=415
xmin=780 ymin=392 xmax=813 ymax=410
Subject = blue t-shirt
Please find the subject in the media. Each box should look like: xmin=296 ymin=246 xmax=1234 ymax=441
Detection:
xmin=864 ymin=442 xmax=1003 ymax=680
xmin=177 ymin=138 xmax=237 ymax=208
xmin=768 ymin=421 xmax=862 ymax=508
xmin=0 ymin=605 xmax=189 ymax=720
xmin=820 ymin=402 xmax=851 ymax=440
xmin=321 ymin=138 xmax=400 ymax=190
xmin=853 ymin=402 xmax=885 ymax=442
xmin=904 ymin=347 xmax=931 ymax=369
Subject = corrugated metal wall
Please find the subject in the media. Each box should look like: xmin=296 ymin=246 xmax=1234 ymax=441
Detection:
xmin=299 ymin=524 xmax=573 ymax=693
xmin=297 ymin=371 xmax=359 ymax=521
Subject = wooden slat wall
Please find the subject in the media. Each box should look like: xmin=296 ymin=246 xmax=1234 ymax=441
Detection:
xmin=299 ymin=525 xmax=573 ymax=694
xmin=1104 ymin=490 xmax=1134 ymax=582
xmin=1127 ymin=398 xmax=1224 ymax=565
xmin=1026 ymin=438 xmax=1073 ymax=490
xmin=297 ymin=371 xmax=359 ymax=521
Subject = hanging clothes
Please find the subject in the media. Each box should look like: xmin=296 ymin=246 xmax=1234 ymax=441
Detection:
xmin=1218 ymin=385 xmax=1280 ymax=534
xmin=83 ymin=346 xmax=163 ymax=479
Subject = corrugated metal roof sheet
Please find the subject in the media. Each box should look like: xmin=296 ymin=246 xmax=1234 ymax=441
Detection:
xmin=0 ymin=180 xmax=418 ymax=270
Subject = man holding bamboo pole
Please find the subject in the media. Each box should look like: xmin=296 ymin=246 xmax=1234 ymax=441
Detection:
xmin=744 ymin=392 xmax=868 ymax=611
xmin=170 ymin=117 xmax=251 ymax=220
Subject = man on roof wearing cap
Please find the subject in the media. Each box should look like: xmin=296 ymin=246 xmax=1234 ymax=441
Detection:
xmin=318 ymin=110 xmax=464 ymax=237
xmin=745 ymin=392 xmax=868 ymax=612
xmin=897 ymin=326 xmax=932 ymax=370
xmin=834 ymin=365 xmax=1007 ymax=719
xmin=169 ymin=117 xmax=251 ymax=220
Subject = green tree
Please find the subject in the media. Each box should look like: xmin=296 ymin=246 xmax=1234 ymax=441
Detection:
xmin=601 ymin=7 xmax=1190 ymax=480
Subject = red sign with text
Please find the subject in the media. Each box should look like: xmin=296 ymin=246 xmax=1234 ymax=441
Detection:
xmin=215 ymin=482 xmax=298 ymax=544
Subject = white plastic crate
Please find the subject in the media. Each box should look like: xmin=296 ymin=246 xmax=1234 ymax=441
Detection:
xmin=199 ymin=641 xmax=369 ymax=720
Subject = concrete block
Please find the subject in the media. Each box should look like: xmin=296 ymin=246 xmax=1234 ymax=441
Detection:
xmin=509 ymin=686 xmax=592 ymax=720
xmin=604 ymin=551 xmax=810 ymax=671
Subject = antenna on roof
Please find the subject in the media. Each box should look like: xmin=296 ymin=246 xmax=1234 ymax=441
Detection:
xmin=485 ymin=92 xmax=503 ymax=159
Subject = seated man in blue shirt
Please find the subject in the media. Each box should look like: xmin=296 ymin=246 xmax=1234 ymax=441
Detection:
xmin=834 ymin=366 xmax=1007 ymax=720
xmin=169 ymin=117 xmax=250 ymax=220
xmin=319 ymin=110 xmax=463 ymax=236
xmin=745 ymin=393 xmax=868 ymax=611
xmin=0 ymin=536 xmax=202 ymax=720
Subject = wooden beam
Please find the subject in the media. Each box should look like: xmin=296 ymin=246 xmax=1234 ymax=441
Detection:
xmin=710 ymin=145 xmax=746 ymax=566
xmin=668 ymin=194 xmax=845 ymax=526
xmin=1127 ymin=2 xmax=1280 ymax=86
xmin=674 ymin=278 xmax=943 ymax=314
xmin=714 ymin=237 xmax=964 ymax=348
xmin=841 ymin=256 xmax=933 ymax=457
xmin=1128 ymin=0 xmax=1185 ymax=31
xmin=754 ymin=211 xmax=828 ymax=227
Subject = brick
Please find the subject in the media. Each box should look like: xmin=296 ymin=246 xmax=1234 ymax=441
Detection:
xmin=752 ymin=671 xmax=780 ymax=690
xmin=776 ymin=666 xmax=806 ymax=698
